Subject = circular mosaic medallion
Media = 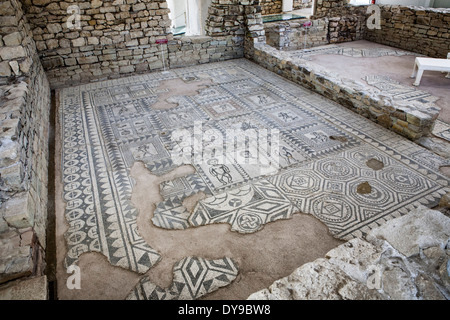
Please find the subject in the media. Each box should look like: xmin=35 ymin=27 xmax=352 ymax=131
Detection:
xmin=312 ymin=195 xmax=353 ymax=224
xmin=236 ymin=212 xmax=263 ymax=232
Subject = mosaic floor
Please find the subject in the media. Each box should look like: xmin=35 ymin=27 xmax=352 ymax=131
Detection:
xmin=59 ymin=58 xmax=450 ymax=299
xmin=292 ymin=44 xmax=419 ymax=60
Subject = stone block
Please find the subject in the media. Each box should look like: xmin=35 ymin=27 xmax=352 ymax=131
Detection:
xmin=46 ymin=23 xmax=62 ymax=34
xmin=1 ymin=193 xmax=35 ymax=229
xmin=0 ymin=61 xmax=11 ymax=77
xmin=367 ymin=205 xmax=450 ymax=258
xmin=72 ymin=38 xmax=86 ymax=47
xmin=3 ymin=32 xmax=22 ymax=46
xmin=0 ymin=2 xmax=15 ymax=16
xmin=0 ymin=139 xmax=19 ymax=167
xmin=0 ymin=162 xmax=22 ymax=190
xmin=0 ymin=242 xmax=33 ymax=284
xmin=248 ymin=258 xmax=384 ymax=300
xmin=0 ymin=46 xmax=26 ymax=60
xmin=119 ymin=65 xmax=134 ymax=73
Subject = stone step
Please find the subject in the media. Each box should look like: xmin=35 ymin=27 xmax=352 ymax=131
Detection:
xmin=0 ymin=275 xmax=48 ymax=300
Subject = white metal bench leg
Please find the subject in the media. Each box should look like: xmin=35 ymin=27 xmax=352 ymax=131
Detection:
xmin=446 ymin=53 xmax=450 ymax=79
xmin=410 ymin=61 xmax=418 ymax=78
xmin=413 ymin=68 xmax=424 ymax=86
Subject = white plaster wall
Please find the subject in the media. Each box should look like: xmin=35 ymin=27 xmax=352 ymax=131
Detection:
xmin=433 ymin=0 xmax=450 ymax=8
xmin=283 ymin=0 xmax=294 ymax=12
xmin=201 ymin=0 xmax=213 ymax=35
xmin=167 ymin=0 xmax=187 ymax=28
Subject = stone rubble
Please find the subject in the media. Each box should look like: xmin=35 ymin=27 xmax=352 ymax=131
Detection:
xmin=248 ymin=205 xmax=450 ymax=300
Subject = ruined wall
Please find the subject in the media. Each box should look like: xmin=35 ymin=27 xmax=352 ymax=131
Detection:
xmin=364 ymin=5 xmax=450 ymax=58
xmin=293 ymin=0 xmax=313 ymax=10
xmin=328 ymin=14 xmax=365 ymax=43
xmin=23 ymin=0 xmax=174 ymax=87
xmin=259 ymin=0 xmax=282 ymax=15
xmin=243 ymin=0 xmax=266 ymax=60
xmin=22 ymin=0 xmax=251 ymax=88
xmin=314 ymin=1 xmax=367 ymax=43
xmin=0 ymin=0 xmax=50 ymax=290
xmin=314 ymin=0 xmax=350 ymax=18
xmin=315 ymin=1 xmax=450 ymax=58
xmin=264 ymin=18 xmax=328 ymax=50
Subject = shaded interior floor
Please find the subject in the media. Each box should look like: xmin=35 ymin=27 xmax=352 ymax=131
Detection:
xmin=54 ymin=58 xmax=449 ymax=300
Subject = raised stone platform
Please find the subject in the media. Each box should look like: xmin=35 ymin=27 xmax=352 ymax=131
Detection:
xmin=249 ymin=41 xmax=445 ymax=141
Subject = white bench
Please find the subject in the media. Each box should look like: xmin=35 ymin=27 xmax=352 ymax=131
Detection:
xmin=410 ymin=54 xmax=450 ymax=86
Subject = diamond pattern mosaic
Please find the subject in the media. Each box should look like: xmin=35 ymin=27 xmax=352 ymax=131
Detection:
xmin=126 ymin=256 xmax=238 ymax=300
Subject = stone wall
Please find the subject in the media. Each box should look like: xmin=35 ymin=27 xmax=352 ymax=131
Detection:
xmin=365 ymin=5 xmax=450 ymax=58
xmin=264 ymin=18 xmax=328 ymax=50
xmin=314 ymin=1 xmax=450 ymax=58
xmin=293 ymin=0 xmax=313 ymax=10
xmin=168 ymin=35 xmax=244 ymax=68
xmin=23 ymin=0 xmax=174 ymax=87
xmin=314 ymin=0 xmax=350 ymax=18
xmin=328 ymin=14 xmax=365 ymax=43
xmin=0 ymin=0 xmax=50 ymax=294
xmin=259 ymin=0 xmax=281 ymax=15
xmin=243 ymin=1 xmax=266 ymax=60
xmin=21 ymin=0 xmax=254 ymax=88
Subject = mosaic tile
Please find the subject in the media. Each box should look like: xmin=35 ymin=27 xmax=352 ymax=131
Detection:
xmin=61 ymin=90 xmax=161 ymax=273
xmin=60 ymin=58 xmax=449 ymax=278
xmin=268 ymin=145 xmax=449 ymax=240
xmin=292 ymin=45 xmax=418 ymax=61
xmin=432 ymin=120 xmax=450 ymax=142
xmin=363 ymin=75 xmax=439 ymax=104
xmin=189 ymin=179 xmax=299 ymax=234
xmin=126 ymin=256 xmax=238 ymax=300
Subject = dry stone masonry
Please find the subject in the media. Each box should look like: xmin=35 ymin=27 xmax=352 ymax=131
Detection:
xmin=365 ymin=5 xmax=450 ymax=59
xmin=264 ymin=18 xmax=328 ymax=51
xmin=293 ymin=0 xmax=312 ymax=10
xmin=22 ymin=0 xmax=263 ymax=87
xmin=0 ymin=0 xmax=50 ymax=296
xmin=259 ymin=0 xmax=281 ymax=16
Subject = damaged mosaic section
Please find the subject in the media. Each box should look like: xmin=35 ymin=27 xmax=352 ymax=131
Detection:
xmin=126 ymin=256 xmax=239 ymax=300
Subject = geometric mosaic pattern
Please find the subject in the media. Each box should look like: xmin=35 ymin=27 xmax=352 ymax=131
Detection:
xmin=189 ymin=179 xmax=299 ymax=233
xmin=61 ymin=89 xmax=162 ymax=273
xmin=293 ymin=44 xmax=418 ymax=60
xmin=363 ymin=75 xmax=439 ymax=105
xmin=126 ymin=256 xmax=239 ymax=300
xmin=60 ymin=58 xmax=450 ymax=279
xmin=268 ymin=145 xmax=448 ymax=240
xmin=432 ymin=119 xmax=450 ymax=142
